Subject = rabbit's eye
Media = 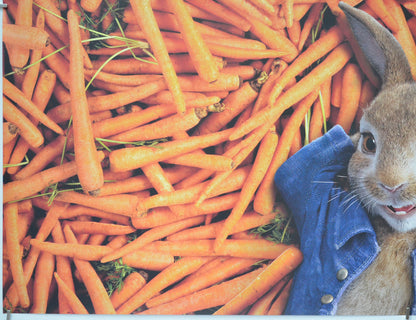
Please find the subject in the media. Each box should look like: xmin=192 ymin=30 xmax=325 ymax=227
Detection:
xmin=361 ymin=132 xmax=376 ymax=154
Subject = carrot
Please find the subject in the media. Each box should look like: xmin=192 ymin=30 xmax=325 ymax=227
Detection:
xmin=3 ymin=122 xmax=19 ymax=145
xmin=355 ymin=79 xmax=377 ymax=122
xmin=287 ymin=20 xmax=301 ymax=47
xmin=298 ymin=3 xmax=325 ymax=51
xmin=54 ymin=191 xmax=139 ymax=217
xmin=47 ymin=78 xmax=167 ymax=123
xmin=4 ymin=151 xmax=104 ymax=204
xmin=116 ymin=256 xmax=214 ymax=314
xmin=309 ymin=78 xmax=332 ymax=142
xmin=167 ymin=211 xmax=275 ymax=241
xmin=136 ymin=166 xmax=250 ymax=215
xmin=30 ymin=251 xmax=55 ymax=313
xmin=169 ymin=0 xmax=219 ymax=82
xmin=109 ymin=128 xmax=233 ymax=172
xmin=131 ymin=192 xmax=239 ymax=229
xmin=214 ymin=246 xmax=302 ymax=315
xmin=129 ymin=0 xmax=186 ymax=114
xmin=185 ymin=0 xmax=251 ymax=32
xmin=101 ymin=216 xmax=205 ymax=263
xmin=252 ymin=89 xmax=319 ymax=215
xmin=30 ymin=238 xmax=114 ymax=261
xmin=218 ymin=0 xmax=273 ymax=26
xmin=247 ymin=277 xmax=288 ymax=315
xmin=146 ymin=256 xmax=258 ymax=308
xmin=3 ymin=77 xmax=63 ymax=135
xmin=62 ymin=225 xmax=116 ymax=314
xmin=64 ymin=221 xmax=135 ymax=235
xmin=268 ymin=26 xmax=345 ymax=107
xmin=144 ymin=239 xmax=289 ymax=259
xmin=21 ymin=9 xmax=45 ymax=99
xmin=8 ymin=69 xmax=57 ymax=175
xmin=164 ymin=152 xmax=234 ymax=171
xmin=365 ymin=0 xmax=399 ymax=33
xmin=110 ymin=271 xmax=147 ymax=309
xmin=331 ymin=68 xmax=344 ymax=108
xmin=195 ymin=124 xmax=271 ymax=206
xmin=138 ymin=266 xmax=265 ymax=315
xmin=110 ymin=107 xmax=207 ymax=142
xmin=3 ymin=96 xmax=44 ymax=148
xmin=6 ymin=0 xmax=32 ymax=70
xmin=267 ymin=278 xmax=294 ymax=315
xmin=214 ymin=128 xmax=278 ymax=250
xmin=196 ymin=75 xmax=266 ymax=135
xmin=121 ymin=250 xmax=175 ymax=271
xmin=67 ymin=9 xmax=104 ymax=194
xmin=230 ymin=42 xmax=353 ymax=142
xmin=248 ymin=18 xmax=298 ymax=62
xmin=51 ymin=222 xmax=76 ymax=314
xmin=2 ymin=23 xmax=49 ymax=52
xmin=54 ymin=272 xmax=89 ymax=314
xmin=3 ymin=203 xmax=30 ymax=308
xmin=80 ymin=0 xmax=102 ymax=12
xmin=335 ymin=62 xmax=362 ymax=133
xmin=384 ymin=0 xmax=416 ymax=78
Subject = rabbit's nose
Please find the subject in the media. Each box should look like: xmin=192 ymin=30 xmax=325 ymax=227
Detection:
xmin=379 ymin=182 xmax=405 ymax=193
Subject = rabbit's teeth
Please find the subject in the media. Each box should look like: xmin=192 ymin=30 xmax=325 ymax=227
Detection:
xmin=386 ymin=205 xmax=415 ymax=215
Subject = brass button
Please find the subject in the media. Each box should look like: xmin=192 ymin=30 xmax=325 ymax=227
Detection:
xmin=336 ymin=268 xmax=348 ymax=281
xmin=321 ymin=294 xmax=334 ymax=305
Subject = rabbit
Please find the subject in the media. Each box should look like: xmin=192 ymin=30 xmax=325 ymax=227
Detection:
xmin=334 ymin=2 xmax=416 ymax=315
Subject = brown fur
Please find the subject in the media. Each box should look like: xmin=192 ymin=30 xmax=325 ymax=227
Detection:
xmin=336 ymin=217 xmax=415 ymax=315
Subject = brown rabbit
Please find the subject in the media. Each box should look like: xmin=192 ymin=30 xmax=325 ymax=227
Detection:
xmin=335 ymin=2 xmax=416 ymax=315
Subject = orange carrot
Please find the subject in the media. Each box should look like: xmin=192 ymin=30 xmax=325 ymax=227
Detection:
xmin=298 ymin=3 xmax=325 ymax=51
xmin=267 ymin=26 xmax=345 ymax=106
xmin=217 ymin=0 xmax=273 ymax=26
xmin=63 ymin=225 xmax=116 ymax=314
xmin=3 ymin=96 xmax=44 ymax=148
xmin=186 ymin=0 xmax=250 ymax=32
xmin=30 ymin=251 xmax=55 ymax=313
xmin=3 ymin=122 xmax=19 ymax=145
xmin=80 ymin=0 xmax=102 ymax=12
xmin=309 ymin=78 xmax=332 ymax=142
xmin=54 ymin=191 xmax=139 ymax=217
xmin=47 ymin=78 xmax=167 ymax=123
xmin=331 ymin=68 xmax=344 ymax=108
xmin=29 ymin=238 xmax=114 ymax=261
xmin=144 ymin=239 xmax=289 ymax=259
xmin=21 ymin=9 xmax=45 ymax=99
xmin=230 ymin=43 xmax=353 ymax=142
xmin=169 ymin=0 xmax=219 ymax=82
xmin=2 ymin=24 xmax=49 ymax=51
xmin=365 ymin=0 xmax=399 ymax=33
xmin=196 ymin=75 xmax=265 ymax=135
xmin=110 ymin=107 xmax=207 ymax=142
xmin=101 ymin=216 xmax=205 ymax=263
xmin=4 ymin=203 xmax=30 ymax=308
xmin=6 ymin=0 xmax=32 ymax=70
xmin=54 ymin=272 xmax=89 ymax=314
xmin=214 ymin=246 xmax=302 ymax=315
xmin=68 ymin=9 xmax=104 ymax=194
xmin=8 ymin=69 xmax=57 ymax=175
xmin=214 ymin=128 xmax=278 ymax=250
xmin=131 ymin=192 xmax=239 ymax=229
xmin=51 ymin=222 xmax=76 ymax=314
xmin=138 ymin=266 xmax=266 ymax=315
xmin=116 ymin=256 xmax=214 ymax=314
xmin=136 ymin=166 xmax=250 ymax=215
xmin=110 ymin=271 xmax=147 ymax=309
xmin=248 ymin=18 xmax=298 ymax=62
xmin=109 ymin=128 xmax=233 ymax=172
xmin=247 ymin=278 xmax=288 ymax=315
xmin=121 ymin=250 xmax=175 ymax=271
xmin=267 ymin=278 xmax=294 ymax=315
xmin=129 ymin=0 xmax=186 ymax=113
xmin=64 ymin=220 xmax=135 ymax=235
xmin=163 ymin=152 xmax=234 ymax=171
xmin=146 ymin=256 xmax=258 ymax=308
xmin=252 ymin=89 xmax=319 ymax=215
xmin=335 ymin=62 xmax=362 ymax=133
xmin=42 ymin=42 xmax=71 ymax=89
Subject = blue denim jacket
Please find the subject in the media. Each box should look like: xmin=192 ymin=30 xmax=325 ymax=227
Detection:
xmin=274 ymin=125 xmax=416 ymax=315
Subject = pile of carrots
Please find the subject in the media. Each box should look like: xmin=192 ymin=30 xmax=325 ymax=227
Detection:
xmin=3 ymin=0 xmax=416 ymax=315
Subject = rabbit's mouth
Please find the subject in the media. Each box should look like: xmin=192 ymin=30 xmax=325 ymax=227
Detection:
xmin=384 ymin=205 xmax=416 ymax=219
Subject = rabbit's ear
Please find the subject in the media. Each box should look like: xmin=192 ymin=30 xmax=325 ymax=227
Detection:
xmin=339 ymin=2 xmax=413 ymax=87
